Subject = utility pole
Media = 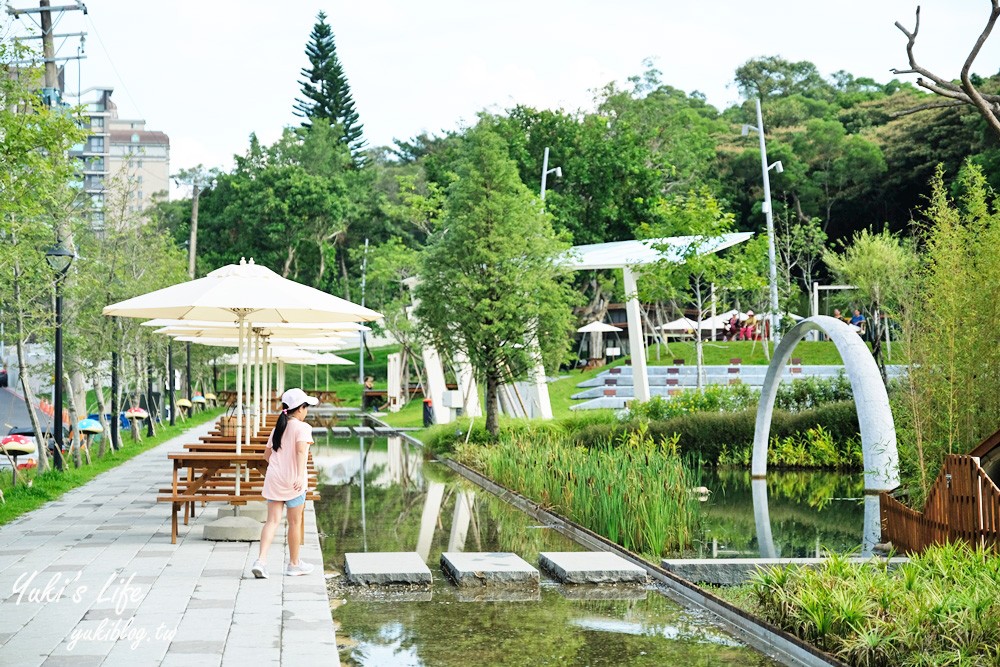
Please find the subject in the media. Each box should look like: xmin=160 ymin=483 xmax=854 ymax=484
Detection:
xmin=174 ymin=170 xmax=212 ymax=401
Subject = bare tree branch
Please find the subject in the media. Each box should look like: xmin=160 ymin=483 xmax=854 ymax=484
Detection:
xmin=890 ymin=100 xmax=966 ymax=118
xmin=960 ymin=0 xmax=1000 ymax=136
xmin=893 ymin=3 xmax=1000 ymax=137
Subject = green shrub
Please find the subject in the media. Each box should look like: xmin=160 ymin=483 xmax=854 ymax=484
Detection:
xmin=775 ymin=373 xmax=853 ymax=412
xmin=570 ymin=401 xmax=861 ymax=468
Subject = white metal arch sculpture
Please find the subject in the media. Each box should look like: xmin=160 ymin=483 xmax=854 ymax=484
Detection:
xmin=752 ymin=315 xmax=899 ymax=492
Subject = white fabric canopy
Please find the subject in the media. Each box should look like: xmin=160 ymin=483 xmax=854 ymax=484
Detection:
xmin=659 ymin=317 xmax=700 ymax=332
xmin=103 ymin=257 xmax=382 ymax=323
xmin=577 ymin=321 xmax=621 ymax=334
xmin=562 ymin=233 xmax=754 ymax=271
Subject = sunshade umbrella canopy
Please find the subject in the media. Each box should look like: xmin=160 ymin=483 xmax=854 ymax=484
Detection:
xmin=103 ymin=258 xmax=382 ymax=323
xmin=576 ymin=321 xmax=621 ymax=334
xmin=659 ymin=317 xmax=700 ymax=332
xmin=141 ymin=319 xmax=370 ymax=334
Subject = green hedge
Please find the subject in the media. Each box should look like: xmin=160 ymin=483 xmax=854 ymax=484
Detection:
xmin=571 ymin=401 xmax=860 ymax=464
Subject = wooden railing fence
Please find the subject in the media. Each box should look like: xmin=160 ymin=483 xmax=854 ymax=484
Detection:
xmin=881 ymin=454 xmax=1000 ymax=554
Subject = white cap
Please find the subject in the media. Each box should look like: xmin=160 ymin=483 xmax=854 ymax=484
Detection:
xmin=280 ymin=388 xmax=318 ymax=409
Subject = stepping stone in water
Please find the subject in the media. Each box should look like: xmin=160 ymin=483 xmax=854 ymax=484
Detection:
xmin=344 ymin=552 xmax=432 ymax=586
xmin=374 ymin=426 xmax=396 ymax=435
xmin=353 ymin=426 xmax=375 ymax=436
xmin=329 ymin=427 xmax=352 ymax=437
xmin=539 ymin=551 xmax=648 ymax=584
xmin=440 ymin=552 xmax=539 ymax=587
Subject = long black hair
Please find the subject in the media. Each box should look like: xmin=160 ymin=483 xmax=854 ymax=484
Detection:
xmin=270 ymin=402 xmax=305 ymax=451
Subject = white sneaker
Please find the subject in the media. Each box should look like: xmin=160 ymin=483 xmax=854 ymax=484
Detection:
xmin=251 ymin=559 xmax=269 ymax=579
xmin=285 ymin=560 xmax=314 ymax=576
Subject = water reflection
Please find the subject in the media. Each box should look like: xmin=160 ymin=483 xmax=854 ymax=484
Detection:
xmin=693 ymin=469 xmax=866 ymax=559
xmin=314 ymin=437 xmax=780 ymax=667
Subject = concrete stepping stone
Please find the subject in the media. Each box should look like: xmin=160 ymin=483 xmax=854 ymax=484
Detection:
xmin=344 ymin=551 xmax=432 ymax=586
xmin=539 ymin=551 xmax=648 ymax=584
xmin=440 ymin=552 xmax=539 ymax=587
xmin=353 ymin=426 xmax=375 ymax=436
xmin=374 ymin=426 xmax=397 ymax=435
xmin=329 ymin=426 xmax=352 ymax=437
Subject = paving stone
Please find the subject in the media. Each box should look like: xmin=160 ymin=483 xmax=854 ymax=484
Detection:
xmin=352 ymin=426 xmax=374 ymax=436
xmin=329 ymin=427 xmax=352 ymax=437
xmin=344 ymin=552 xmax=432 ymax=586
xmin=440 ymin=552 xmax=538 ymax=587
xmin=539 ymin=551 xmax=648 ymax=584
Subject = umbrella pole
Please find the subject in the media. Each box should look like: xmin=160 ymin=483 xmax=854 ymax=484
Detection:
xmin=253 ymin=329 xmax=261 ymax=436
xmin=235 ymin=315 xmax=245 ymax=496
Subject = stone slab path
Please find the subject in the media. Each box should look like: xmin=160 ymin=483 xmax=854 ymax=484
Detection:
xmin=0 ymin=420 xmax=339 ymax=667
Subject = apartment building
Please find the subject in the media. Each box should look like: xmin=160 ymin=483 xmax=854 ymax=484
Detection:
xmin=71 ymin=87 xmax=170 ymax=229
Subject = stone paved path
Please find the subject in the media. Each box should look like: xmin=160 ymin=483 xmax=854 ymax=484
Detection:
xmin=0 ymin=419 xmax=338 ymax=666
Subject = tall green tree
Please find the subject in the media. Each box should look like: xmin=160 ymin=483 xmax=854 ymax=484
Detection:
xmin=415 ymin=125 xmax=575 ymax=435
xmin=293 ymin=11 xmax=366 ymax=163
xmin=0 ymin=43 xmax=87 ymax=471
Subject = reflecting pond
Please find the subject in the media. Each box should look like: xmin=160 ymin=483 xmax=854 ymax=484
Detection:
xmin=686 ymin=468 xmax=866 ymax=559
xmin=313 ymin=436 xmax=781 ymax=667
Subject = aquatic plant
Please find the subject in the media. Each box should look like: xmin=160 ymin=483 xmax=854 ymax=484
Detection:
xmin=746 ymin=542 xmax=1000 ymax=666
xmin=455 ymin=425 xmax=702 ymax=557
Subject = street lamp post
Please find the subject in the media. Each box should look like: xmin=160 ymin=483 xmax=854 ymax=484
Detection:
xmin=742 ymin=98 xmax=783 ymax=343
xmin=540 ymin=146 xmax=562 ymax=201
xmin=45 ymin=240 xmax=74 ymax=471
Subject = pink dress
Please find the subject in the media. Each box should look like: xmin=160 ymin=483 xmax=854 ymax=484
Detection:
xmin=262 ymin=418 xmax=313 ymax=501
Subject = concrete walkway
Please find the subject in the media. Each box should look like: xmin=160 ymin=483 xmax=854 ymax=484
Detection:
xmin=0 ymin=420 xmax=339 ymax=666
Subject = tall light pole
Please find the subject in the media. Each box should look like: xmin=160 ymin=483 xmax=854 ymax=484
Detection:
xmin=45 ymin=240 xmax=74 ymax=471
xmin=540 ymin=146 xmax=562 ymax=201
xmin=742 ymin=99 xmax=783 ymax=343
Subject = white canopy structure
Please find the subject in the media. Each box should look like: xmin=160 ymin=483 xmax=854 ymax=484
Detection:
xmin=576 ymin=321 xmax=621 ymax=334
xmin=659 ymin=317 xmax=700 ymax=334
xmin=559 ymin=234 xmax=754 ymax=403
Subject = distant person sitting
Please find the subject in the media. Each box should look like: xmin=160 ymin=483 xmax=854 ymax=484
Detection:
xmin=740 ymin=310 xmax=758 ymax=341
xmin=850 ymin=309 xmax=866 ymax=335
xmin=833 ymin=308 xmax=850 ymax=324
xmin=362 ymin=376 xmax=376 ymax=411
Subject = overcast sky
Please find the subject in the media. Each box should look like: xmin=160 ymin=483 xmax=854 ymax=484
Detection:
xmin=5 ymin=1 xmax=999 ymax=181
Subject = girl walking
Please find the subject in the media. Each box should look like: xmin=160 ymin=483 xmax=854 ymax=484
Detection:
xmin=251 ymin=387 xmax=318 ymax=578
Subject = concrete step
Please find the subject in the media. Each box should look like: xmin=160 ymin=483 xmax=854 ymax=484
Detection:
xmin=440 ymin=552 xmax=539 ymax=587
xmin=344 ymin=551 xmax=432 ymax=586
xmin=539 ymin=551 xmax=648 ymax=584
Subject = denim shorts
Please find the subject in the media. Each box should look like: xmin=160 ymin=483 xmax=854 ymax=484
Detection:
xmin=270 ymin=493 xmax=306 ymax=508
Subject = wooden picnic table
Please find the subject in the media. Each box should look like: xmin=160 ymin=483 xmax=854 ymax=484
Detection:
xmin=158 ymin=451 xmax=318 ymax=543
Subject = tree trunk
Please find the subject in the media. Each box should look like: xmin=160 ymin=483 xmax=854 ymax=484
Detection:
xmin=12 ymin=262 xmax=50 ymax=473
xmin=70 ymin=370 xmax=87 ymax=420
xmin=62 ymin=372 xmax=82 ymax=468
xmin=282 ymin=244 xmax=296 ymax=278
xmin=339 ymin=246 xmax=352 ymax=302
xmin=485 ymin=369 xmax=499 ymax=436
xmin=16 ymin=338 xmax=49 ymax=474
xmin=92 ymin=375 xmax=110 ymax=458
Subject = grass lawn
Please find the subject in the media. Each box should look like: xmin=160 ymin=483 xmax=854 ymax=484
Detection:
xmin=0 ymin=407 xmax=224 ymax=526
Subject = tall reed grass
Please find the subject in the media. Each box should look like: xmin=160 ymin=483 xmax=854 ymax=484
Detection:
xmin=455 ymin=424 xmax=702 ymax=557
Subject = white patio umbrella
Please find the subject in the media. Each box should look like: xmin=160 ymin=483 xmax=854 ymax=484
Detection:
xmin=576 ymin=321 xmax=620 ymax=334
xmin=659 ymin=317 xmax=700 ymax=337
xmin=576 ymin=321 xmax=621 ymax=360
xmin=104 ymin=257 xmax=382 ymax=496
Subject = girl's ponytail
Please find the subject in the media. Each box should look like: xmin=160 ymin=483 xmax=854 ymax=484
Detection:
xmin=270 ymin=403 xmax=290 ymax=451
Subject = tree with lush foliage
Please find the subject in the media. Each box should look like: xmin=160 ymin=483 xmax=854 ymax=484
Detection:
xmin=824 ymin=228 xmax=916 ymax=382
xmin=293 ymin=11 xmax=366 ymax=163
xmin=414 ymin=125 xmax=575 ymax=435
xmin=641 ymin=190 xmax=766 ymax=390
xmin=0 ymin=44 xmax=87 ymax=471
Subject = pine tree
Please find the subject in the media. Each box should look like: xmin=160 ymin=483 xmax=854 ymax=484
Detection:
xmin=293 ymin=11 xmax=366 ymax=164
